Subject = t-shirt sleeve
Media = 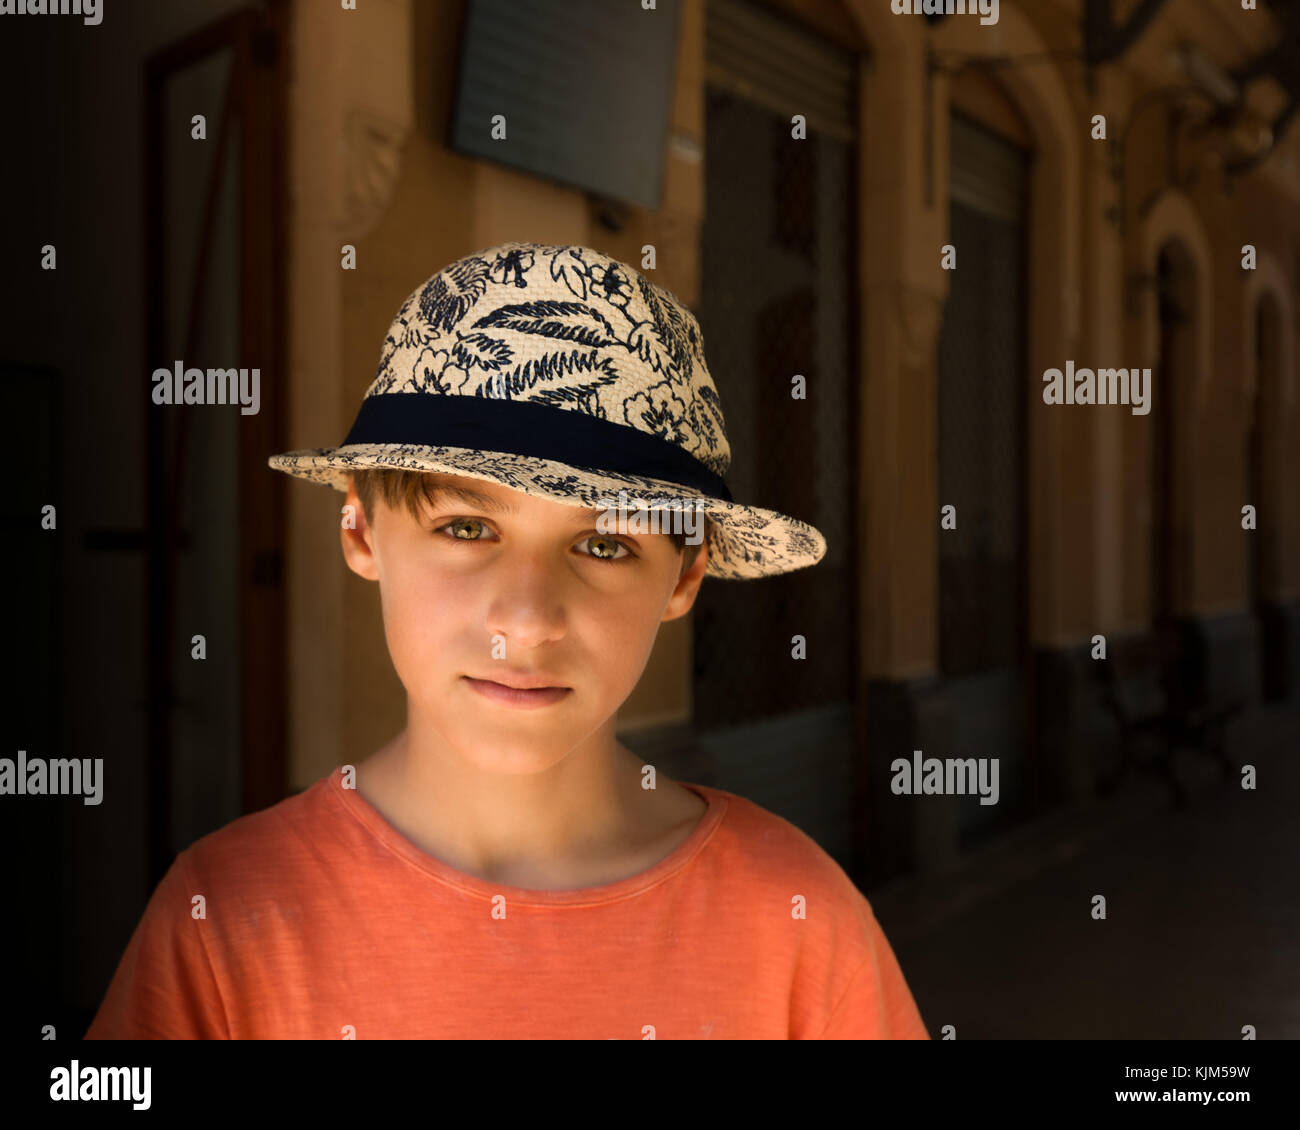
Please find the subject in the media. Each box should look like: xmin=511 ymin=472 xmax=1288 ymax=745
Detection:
xmin=84 ymin=851 xmax=230 ymax=1040
xmin=817 ymin=909 xmax=930 ymax=1040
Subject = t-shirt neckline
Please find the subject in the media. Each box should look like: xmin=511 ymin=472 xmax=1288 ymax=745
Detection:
xmin=325 ymin=766 xmax=727 ymax=906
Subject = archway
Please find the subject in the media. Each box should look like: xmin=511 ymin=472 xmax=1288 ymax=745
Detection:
xmin=1150 ymin=240 xmax=1197 ymax=628
xmin=1137 ymin=190 xmax=1215 ymax=634
xmin=1250 ymin=289 xmax=1288 ymax=699
xmin=937 ymin=95 xmax=1034 ymax=848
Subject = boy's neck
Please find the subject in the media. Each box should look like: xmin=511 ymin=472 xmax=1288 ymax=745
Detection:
xmin=354 ymin=719 xmax=688 ymax=890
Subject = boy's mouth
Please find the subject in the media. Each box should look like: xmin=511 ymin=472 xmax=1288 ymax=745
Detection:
xmin=466 ymin=670 xmax=568 ymax=690
xmin=461 ymin=675 xmax=572 ymax=708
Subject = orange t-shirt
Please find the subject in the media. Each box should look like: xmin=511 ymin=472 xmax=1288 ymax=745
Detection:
xmin=85 ymin=767 xmax=929 ymax=1040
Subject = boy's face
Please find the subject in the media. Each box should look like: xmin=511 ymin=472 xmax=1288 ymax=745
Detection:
xmin=340 ymin=473 xmax=709 ymax=775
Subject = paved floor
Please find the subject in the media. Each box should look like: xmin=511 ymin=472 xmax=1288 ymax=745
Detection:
xmin=869 ymin=703 xmax=1300 ymax=1039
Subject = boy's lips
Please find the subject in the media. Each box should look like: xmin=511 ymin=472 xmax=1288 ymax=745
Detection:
xmin=462 ymin=676 xmax=572 ymax=709
xmin=464 ymin=671 xmax=568 ymax=690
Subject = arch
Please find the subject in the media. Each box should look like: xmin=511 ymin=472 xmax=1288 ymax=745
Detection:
xmin=931 ymin=4 xmax=1083 ymax=347
xmin=1243 ymin=248 xmax=1295 ymax=407
xmin=1245 ymin=261 xmax=1290 ymax=611
xmin=1138 ymin=189 xmax=1214 ymax=409
xmin=1148 ymin=238 xmax=1199 ymax=620
xmin=924 ymin=6 xmax=1075 ymax=820
xmin=841 ymin=0 xmax=1081 ymax=667
xmin=930 ymin=5 xmax=1082 ymax=652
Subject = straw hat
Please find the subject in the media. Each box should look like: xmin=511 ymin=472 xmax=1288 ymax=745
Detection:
xmin=268 ymin=241 xmax=826 ymax=579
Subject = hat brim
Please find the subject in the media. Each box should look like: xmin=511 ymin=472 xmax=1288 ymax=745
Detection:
xmin=267 ymin=443 xmax=826 ymax=580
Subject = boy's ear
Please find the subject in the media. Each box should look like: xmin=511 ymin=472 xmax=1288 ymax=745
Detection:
xmin=340 ymin=480 xmax=380 ymax=581
xmin=661 ymin=535 xmax=709 ymax=623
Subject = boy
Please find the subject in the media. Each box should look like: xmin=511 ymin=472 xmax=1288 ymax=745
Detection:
xmin=85 ymin=242 xmax=929 ymax=1039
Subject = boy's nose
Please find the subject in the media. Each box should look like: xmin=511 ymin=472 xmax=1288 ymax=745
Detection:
xmin=483 ymin=560 xmax=569 ymax=651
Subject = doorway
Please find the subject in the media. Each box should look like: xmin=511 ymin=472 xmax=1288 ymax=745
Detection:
xmin=937 ymin=111 xmax=1033 ymax=848
xmin=1250 ymin=292 xmax=1284 ymax=700
xmin=143 ymin=5 xmax=288 ymax=886
xmin=696 ymin=0 xmax=862 ymax=861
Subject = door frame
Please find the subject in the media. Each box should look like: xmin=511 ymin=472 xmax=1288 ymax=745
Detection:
xmin=143 ymin=2 xmax=289 ymax=886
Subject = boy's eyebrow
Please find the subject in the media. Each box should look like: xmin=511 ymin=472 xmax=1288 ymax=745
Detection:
xmin=428 ymin=482 xmax=603 ymax=520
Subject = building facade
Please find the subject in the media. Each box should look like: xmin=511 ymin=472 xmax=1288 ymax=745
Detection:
xmin=278 ymin=0 xmax=1300 ymax=886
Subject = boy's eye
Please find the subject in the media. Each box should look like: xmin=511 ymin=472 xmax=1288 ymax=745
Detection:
xmin=578 ymin=534 xmax=631 ymax=562
xmin=435 ymin=519 xmax=633 ymax=562
xmin=440 ymin=517 xmax=490 ymax=542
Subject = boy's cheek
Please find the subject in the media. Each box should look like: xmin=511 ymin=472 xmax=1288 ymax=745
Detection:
xmin=378 ymin=588 xmax=455 ymax=673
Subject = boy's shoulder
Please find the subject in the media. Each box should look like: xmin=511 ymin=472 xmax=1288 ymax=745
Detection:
xmin=687 ymin=784 xmax=888 ymax=971
xmin=175 ymin=772 xmax=342 ymax=891
xmin=693 ymin=783 xmax=870 ymax=900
